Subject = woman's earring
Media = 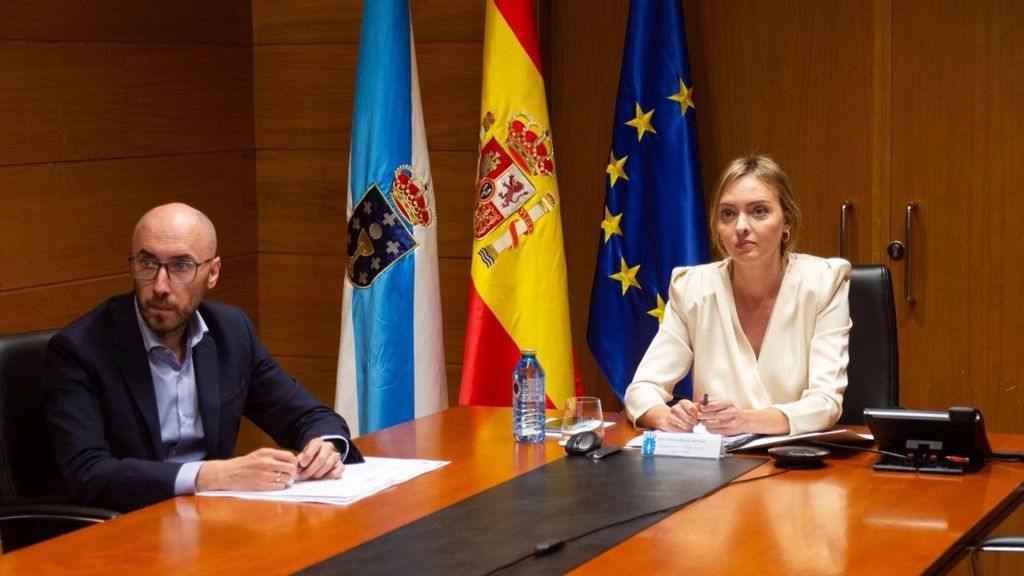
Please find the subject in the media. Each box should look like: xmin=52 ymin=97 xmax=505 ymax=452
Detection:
xmin=782 ymin=229 xmax=791 ymax=244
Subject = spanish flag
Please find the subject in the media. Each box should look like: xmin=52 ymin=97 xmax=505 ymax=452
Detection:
xmin=459 ymin=0 xmax=576 ymax=409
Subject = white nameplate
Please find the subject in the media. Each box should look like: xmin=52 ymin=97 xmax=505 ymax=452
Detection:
xmin=640 ymin=430 xmax=722 ymax=459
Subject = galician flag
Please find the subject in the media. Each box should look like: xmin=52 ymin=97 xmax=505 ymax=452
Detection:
xmin=459 ymin=0 xmax=578 ymax=409
xmin=335 ymin=0 xmax=447 ymax=436
xmin=587 ymin=0 xmax=710 ymax=401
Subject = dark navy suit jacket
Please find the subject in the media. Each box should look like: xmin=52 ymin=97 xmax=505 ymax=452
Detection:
xmin=45 ymin=294 xmax=361 ymax=511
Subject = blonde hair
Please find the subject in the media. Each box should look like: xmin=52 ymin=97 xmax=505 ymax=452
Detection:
xmin=708 ymin=154 xmax=801 ymax=258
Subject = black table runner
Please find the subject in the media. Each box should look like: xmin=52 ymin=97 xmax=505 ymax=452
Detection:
xmin=299 ymin=452 xmax=765 ymax=575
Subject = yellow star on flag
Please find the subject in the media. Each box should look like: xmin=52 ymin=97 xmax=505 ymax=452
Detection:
xmin=606 ymin=151 xmax=629 ymax=187
xmin=600 ymin=207 xmax=623 ymax=243
xmin=668 ymin=78 xmax=695 ymax=116
xmin=609 ymin=257 xmax=641 ymax=295
xmin=647 ymin=293 xmax=666 ymax=324
xmin=625 ymin=102 xmax=657 ymax=141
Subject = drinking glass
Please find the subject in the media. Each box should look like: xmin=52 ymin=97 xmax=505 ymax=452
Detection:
xmin=561 ymin=396 xmax=605 ymax=441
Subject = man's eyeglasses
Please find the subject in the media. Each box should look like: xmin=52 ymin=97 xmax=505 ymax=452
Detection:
xmin=129 ymin=256 xmax=214 ymax=285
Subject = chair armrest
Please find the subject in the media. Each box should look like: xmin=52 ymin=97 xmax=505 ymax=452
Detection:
xmin=979 ymin=536 xmax=1024 ymax=552
xmin=0 ymin=503 xmax=120 ymax=525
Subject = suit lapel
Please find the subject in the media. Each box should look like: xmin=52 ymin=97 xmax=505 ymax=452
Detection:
xmin=193 ymin=336 xmax=221 ymax=458
xmin=111 ymin=295 xmax=164 ymax=459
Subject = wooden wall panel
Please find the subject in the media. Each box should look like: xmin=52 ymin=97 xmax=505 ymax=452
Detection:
xmin=0 ymin=152 xmax=257 ymax=291
xmin=415 ymin=43 xmax=484 ymax=152
xmin=252 ymin=44 xmax=356 ymax=150
xmin=257 ymin=252 xmax=344 ymax=358
xmin=0 ymin=43 xmax=253 ymax=165
xmin=207 ymin=254 xmax=261 ymax=327
xmin=547 ymin=1 xmax=629 ymax=410
xmin=0 ymin=277 xmax=131 ymax=335
xmin=0 ymin=1 xmax=251 ymax=43
xmin=256 ymin=150 xmax=347 ymax=254
xmin=440 ymin=258 xmax=469 ymax=403
xmin=432 ymin=151 xmax=478 ymax=257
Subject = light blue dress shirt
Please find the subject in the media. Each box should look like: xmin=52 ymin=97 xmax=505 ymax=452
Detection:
xmin=134 ymin=301 xmax=208 ymax=495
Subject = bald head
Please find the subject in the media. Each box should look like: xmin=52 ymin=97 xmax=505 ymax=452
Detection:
xmin=132 ymin=203 xmax=217 ymax=259
xmin=130 ymin=203 xmax=222 ymax=346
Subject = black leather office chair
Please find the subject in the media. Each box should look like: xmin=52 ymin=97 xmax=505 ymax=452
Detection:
xmin=0 ymin=329 xmax=118 ymax=552
xmin=838 ymin=265 xmax=900 ymax=425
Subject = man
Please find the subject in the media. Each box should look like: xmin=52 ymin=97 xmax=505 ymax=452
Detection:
xmin=45 ymin=203 xmax=362 ymax=512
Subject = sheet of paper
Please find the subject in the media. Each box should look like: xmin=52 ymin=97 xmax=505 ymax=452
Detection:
xmin=198 ymin=457 xmax=449 ymax=506
xmin=729 ymin=429 xmax=873 ymax=451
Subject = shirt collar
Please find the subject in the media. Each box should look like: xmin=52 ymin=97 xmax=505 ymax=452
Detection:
xmin=133 ymin=297 xmax=209 ymax=353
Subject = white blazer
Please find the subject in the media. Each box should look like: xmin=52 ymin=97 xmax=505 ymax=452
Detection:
xmin=624 ymin=253 xmax=852 ymax=435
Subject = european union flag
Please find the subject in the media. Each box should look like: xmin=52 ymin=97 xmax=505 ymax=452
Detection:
xmin=587 ymin=0 xmax=709 ymax=401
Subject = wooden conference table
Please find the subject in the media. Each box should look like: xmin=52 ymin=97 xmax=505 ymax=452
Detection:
xmin=2 ymin=406 xmax=1023 ymax=574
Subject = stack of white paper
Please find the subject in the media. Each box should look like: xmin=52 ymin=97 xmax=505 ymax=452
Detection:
xmin=198 ymin=457 xmax=450 ymax=506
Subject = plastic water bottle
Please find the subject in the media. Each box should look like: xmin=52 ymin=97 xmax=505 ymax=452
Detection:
xmin=513 ymin=349 xmax=546 ymax=443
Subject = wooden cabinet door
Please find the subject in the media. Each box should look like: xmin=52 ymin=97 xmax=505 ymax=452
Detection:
xmin=682 ymin=0 xmax=880 ymax=263
xmin=890 ymin=0 xmax=1024 ymax=432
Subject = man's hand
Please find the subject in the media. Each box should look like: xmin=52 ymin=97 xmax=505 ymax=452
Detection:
xmin=296 ymin=437 xmax=344 ymax=482
xmin=196 ymin=448 xmax=298 ymax=491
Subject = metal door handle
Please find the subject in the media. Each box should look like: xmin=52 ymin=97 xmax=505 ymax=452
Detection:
xmin=839 ymin=201 xmax=852 ymax=259
xmin=902 ymin=202 xmax=918 ymax=303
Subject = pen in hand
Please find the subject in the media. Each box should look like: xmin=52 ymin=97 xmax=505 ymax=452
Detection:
xmin=691 ymin=393 xmax=710 ymax=434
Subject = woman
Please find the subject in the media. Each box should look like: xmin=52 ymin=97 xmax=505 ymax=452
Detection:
xmin=624 ymin=155 xmax=851 ymax=436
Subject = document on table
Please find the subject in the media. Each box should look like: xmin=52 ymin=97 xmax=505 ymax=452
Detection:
xmin=724 ymin=428 xmax=873 ymax=451
xmin=198 ymin=457 xmax=449 ymax=506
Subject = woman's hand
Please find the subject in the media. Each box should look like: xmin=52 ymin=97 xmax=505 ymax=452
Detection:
xmin=641 ymin=399 xmax=789 ymax=435
xmin=640 ymin=402 xmax=701 ymax=432
xmin=697 ymin=399 xmax=748 ymax=436
xmin=670 ymin=400 xmax=701 ymax=431
xmin=698 ymin=400 xmax=790 ymax=436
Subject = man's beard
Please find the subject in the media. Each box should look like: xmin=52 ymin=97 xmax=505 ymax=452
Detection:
xmin=138 ymin=295 xmax=193 ymax=338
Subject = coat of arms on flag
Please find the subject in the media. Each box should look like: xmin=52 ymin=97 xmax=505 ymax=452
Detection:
xmin=345 ymin=165 xmax=434 ymax=288
xmin=473 ymin=111 xmax=558 ymax=268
